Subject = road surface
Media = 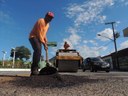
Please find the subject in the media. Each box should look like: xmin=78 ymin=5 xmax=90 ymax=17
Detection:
xmin=0 ymin=69 xmax=128 ymax=96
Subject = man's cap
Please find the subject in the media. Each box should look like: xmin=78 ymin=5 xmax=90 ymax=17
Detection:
xmin=46 ymin=12 xmax=54 ymax=18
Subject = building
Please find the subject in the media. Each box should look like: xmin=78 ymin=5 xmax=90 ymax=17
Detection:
xmin=102 ymin=48 xmax=128 ymax=71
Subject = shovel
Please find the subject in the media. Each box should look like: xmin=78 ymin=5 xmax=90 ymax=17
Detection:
xmin=39 ymin=49 xmax=57 ymax=75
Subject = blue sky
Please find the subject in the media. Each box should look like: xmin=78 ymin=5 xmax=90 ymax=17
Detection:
xmin=0 ymin=0 xmax=128 ymax=60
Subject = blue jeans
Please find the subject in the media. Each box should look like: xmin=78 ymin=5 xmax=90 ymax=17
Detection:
xmin=29 ymin=37 xmax=42 ymax=73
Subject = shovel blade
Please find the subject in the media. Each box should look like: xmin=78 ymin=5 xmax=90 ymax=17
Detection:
xmin=39 ymin=66 xmax=57 ymax=75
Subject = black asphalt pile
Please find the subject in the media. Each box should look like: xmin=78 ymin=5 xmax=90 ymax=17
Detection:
xmin=0 ymin=74 xmax=93 ymax=88
xmin=0 ymin=74 xmax=128 ymax=96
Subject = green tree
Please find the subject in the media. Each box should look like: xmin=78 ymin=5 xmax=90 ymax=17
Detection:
xmin=10 ymin=46 xmax=31 ymax=61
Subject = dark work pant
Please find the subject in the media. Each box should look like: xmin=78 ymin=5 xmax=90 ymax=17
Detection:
xmin=29 ymin=37 xmax=42 ymax=72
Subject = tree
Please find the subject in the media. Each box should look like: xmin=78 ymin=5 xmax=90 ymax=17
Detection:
xmin=10 ymin=46 xmax=31 ymax=61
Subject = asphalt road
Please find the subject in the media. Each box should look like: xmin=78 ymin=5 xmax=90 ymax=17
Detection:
xmin=0 ymin=69 xmax=128 ymax=77
xmin=0 ymin=69 xmax=128 ymax=96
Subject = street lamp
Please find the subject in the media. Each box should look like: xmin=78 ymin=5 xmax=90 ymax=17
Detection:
xmin=104 ymin=21 xmax=119 ymax=70
xmin=97 ymin=34 xmax=114 ymax=41
xmin=12 ymin=48 xmax=16 ymax=68
xmin=2 ymin=51 xmax=7 ymax=67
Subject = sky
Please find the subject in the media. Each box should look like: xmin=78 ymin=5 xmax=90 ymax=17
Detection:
xmin=0 ymin=0 xmax=128 ymax=60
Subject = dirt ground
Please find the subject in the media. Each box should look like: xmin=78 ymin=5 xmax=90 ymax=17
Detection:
xmin=0 ymin=72 xmax=128 ymax=96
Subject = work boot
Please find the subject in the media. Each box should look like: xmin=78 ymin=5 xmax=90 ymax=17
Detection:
xmin=30 ymin=68 xmax=39 ymax=76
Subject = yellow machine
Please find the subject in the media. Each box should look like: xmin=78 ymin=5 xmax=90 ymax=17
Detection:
xmin=55 ymin=49 xmax=83 ymax=72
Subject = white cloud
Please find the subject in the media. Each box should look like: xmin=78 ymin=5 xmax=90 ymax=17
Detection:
xmin=61 ymin=0 xmax=116 ymax=58
xmin=95 ymin=46 xmax=108 ymax=52
xmin=99 ymin=16 xmax=107 ymax=23
xmin=83 ymin=40 xmax=88 ymax=44
xmin=63 ymin=27 xmax=81 ymax=49
xmin=120 ymin=0 xmax=125 ymax=2
xmin=89 ymin=40 xmax=98 ymax=46
xmin=0 ymin=10 xmax=13 ymax=24
xmin=97 ymin=28 xmax=113 ymax=41
xmin=59 ymin=0 xmax=128 ymax=59
xmin=116 ymin=21 xmax=121 ymax=24
xmin=120 ymin=0 xmax=128 ymax=6
xmin=125 ymin=1 xmax=128 ymax=6
xmin=77 ymin=45 xmax=107 ymax=59
xmin=67 ymin=27 xmax=79 ymax=34
xmin=83 ymin=39 xmax=98 ymax=46
xmin=77 ymin=45 xmax=100 ymax=59
xmin=120 ymin=40 xmax=128 ymax=50
xmin=65 ymin=0 xmax=114 ymax=26
xmin=0 ymin=0 xmax=13 ymax=24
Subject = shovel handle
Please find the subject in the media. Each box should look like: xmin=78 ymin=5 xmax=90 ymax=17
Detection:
xmin=46 ymin=49 xmax=48 ymax=63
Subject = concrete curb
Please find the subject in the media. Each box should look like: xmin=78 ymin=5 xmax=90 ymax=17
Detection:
xmin=0 ymin=68 xmax=30 ymax=71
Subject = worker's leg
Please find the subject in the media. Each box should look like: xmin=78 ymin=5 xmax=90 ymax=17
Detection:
xmin=29 ymin=37 xmax=42 ymax=75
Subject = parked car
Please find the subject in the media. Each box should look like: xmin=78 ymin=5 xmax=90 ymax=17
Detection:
xmin=82 ymin=57 xmax=110 ymax=72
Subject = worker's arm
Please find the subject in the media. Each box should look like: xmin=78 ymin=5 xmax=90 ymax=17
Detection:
xmin=38 ymin=19 xmax=49 ymax=50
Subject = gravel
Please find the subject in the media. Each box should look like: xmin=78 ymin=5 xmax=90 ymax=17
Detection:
xmin=0 ymin=72 xmax=128 ymax=96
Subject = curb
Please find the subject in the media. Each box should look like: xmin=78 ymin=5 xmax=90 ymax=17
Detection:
xmin=0 ymin=68 xmax=30 ymax=71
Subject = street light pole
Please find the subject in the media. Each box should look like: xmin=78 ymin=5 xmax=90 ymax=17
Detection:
xmin=105 ymin=22 xmax=119 ymax=70
xmin=2 ymin=51 xmax=7 ymax=67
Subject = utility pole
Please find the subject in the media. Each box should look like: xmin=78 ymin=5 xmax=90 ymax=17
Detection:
xmin=12 ymin=48 xmax=16 ymax=68
xmin=105 ymin=22 xmax=120 ymax=70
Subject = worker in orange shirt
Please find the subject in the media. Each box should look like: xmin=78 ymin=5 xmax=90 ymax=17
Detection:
xmin=64 ymin=41 xmax=70 ymax=50
xmin=29 ymin=12 xmax=54 ymax=76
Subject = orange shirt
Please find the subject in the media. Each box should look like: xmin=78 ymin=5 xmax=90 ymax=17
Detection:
xmin=29 ymin=18 xmax=49 ymax=44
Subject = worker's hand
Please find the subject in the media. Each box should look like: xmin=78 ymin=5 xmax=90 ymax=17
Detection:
xmin=44 ymin=43 xmax=48 ymax=51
